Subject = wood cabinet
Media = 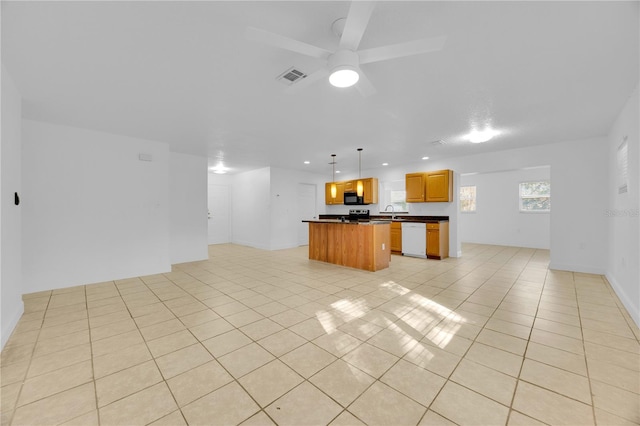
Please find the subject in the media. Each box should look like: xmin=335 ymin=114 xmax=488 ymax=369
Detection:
xmin=426 ymin=221 xmax=449 ymax=259
xmin=325 ymin=182 xmax=345 ymax=205
xmin=308 ymin=221 xmax=391 ymax=271
xmin=425 ymin=170 xmax=453 ymax=202
xmin=405 ymin=173 xmax=426 ymax=202
xmin=325 ymin=177 xmax=378 ymax=204
xmin=406 ymin=170 xmax=453 ymax=202
xmin=362 ymin=178 xmax=379 ymax=204
xmin=390 ymin=222 xmax=402 ymax=253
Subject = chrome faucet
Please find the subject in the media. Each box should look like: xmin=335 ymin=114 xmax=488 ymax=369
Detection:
xmin=383 ymin=204 xmax=397 ymax=220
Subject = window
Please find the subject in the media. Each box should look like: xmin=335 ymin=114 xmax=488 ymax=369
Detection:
xmin=381 ymin=180 xmax=408 ymax=212
xmin=389 ymin=190 xmax=407 ymax=212
xmin=460 ymin=186 xmax=476 ymax=212
xmin=519 ymin=181 xmax=550 ymax=212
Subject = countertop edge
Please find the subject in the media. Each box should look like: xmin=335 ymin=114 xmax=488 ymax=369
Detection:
xmin=317 ymin=214 xmax=449 ymax=223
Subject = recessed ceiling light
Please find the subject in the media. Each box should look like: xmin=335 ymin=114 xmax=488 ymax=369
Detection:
xmin=422 ymin=156 xmax=429 ymax=160
xmin=382 ymin=163 xmax=388 ymax=166
xmin=303 ymin=161 xmax=310 ymax=164
xmin=467 ymin=129 xmax=500 ymax=143
xmin=336 ymin=170 xmax=341 ymax=174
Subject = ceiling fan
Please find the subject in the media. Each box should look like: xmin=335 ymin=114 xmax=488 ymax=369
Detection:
xmin=246 ymin=1 xmax=446 ymax=97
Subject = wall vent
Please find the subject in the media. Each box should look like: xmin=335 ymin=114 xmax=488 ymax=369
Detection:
xmin=276 ymin=67 xmax=307 ymax=85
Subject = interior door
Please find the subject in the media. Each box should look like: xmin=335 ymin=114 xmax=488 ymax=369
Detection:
xmin=208 ymin=183 xmax=230 ymax=244
xmin=297 ymin=183 xmax=317 ymax=246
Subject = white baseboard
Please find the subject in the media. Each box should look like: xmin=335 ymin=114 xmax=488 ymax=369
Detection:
xmin=231 ymin=239 xmax=271 ymax=251
xmin=548 ymin=263 xmax=606 ymax=275
xmin=605 ymin=272 xmax=640 ymax=329
xmin=1 ymin=301 xmax=24 ymax=350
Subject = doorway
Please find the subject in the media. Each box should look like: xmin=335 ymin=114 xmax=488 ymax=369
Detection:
xmin=208 ymin=183 xmax=230 ymax=244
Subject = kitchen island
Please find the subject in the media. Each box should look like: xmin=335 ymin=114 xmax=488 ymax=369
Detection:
xmin=303 ymin=220 xmax=391 ymax=272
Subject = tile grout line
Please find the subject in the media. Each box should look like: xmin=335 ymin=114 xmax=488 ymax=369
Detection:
xmin=427 ymin=245 xmax=536 ymax=425
xmin=505 ymin=249 xmax=549 ymax=425
xmin=5 ymin=290 xmax=52 ymax=426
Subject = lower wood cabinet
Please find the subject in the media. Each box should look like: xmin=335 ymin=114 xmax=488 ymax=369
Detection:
xmin=308 ymin=222 xmax=390 ymax=271
xmin=390 ymin=222 xmax=402 ymax=253
xmin=426 ymin=221 xmax=449 ymax=259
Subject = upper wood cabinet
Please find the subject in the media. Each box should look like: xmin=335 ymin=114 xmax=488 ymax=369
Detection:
xmin=425 ymin=170 xmax=453 ymax=202
xmin=406 ymin=169 xmax=453 ymax=202
xmin=325 ymin=181 xmax=345 ymax=205
xmin=362 ymin=178 xmax=379 ymax=204
xmin=324 ymin=177 xmax=378 ymax=204
xmin=406 ymin=173 xmax=426 ymax=202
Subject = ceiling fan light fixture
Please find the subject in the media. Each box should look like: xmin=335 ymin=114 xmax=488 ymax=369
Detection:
xmin=328 ymin=49 xmax=359 ymax=88
xmin=329 ymin=67 xmax=359 ymax=88
xmin=468 ymin=129 xmax=500 ymax=143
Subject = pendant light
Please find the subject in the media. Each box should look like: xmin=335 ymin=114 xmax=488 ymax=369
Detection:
xmin=330 ymin=154 xmax=337 ymax=199
xmin=356 ymin=148 xmax=364 ymax=197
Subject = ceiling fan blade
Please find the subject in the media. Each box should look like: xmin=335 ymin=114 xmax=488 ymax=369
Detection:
xmin=358 ymin=36 xmax=447 ymax=64
xmin=285 ymin=68 xmax=330 ymax=94
xmin=339 ymin=1 xmax=375 ymax=51
xmin=246 ymin=27 xmax=332 ymax=60
xmin=355 ymin=68 xmax=376 ymax=97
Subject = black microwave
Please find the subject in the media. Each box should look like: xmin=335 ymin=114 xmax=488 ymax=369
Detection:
xmin=344 ymin=192 xmax=365 ymax=205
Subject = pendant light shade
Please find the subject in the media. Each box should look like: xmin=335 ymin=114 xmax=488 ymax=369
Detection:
xmin=356 ymin=148 xmax=364 ymax=197
xmin=330 ymin=154 xmax=337 ymax=199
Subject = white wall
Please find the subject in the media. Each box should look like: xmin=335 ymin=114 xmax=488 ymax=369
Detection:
xmin=1 ymin=66 xmax=24 ymax=349
xmin=607 ymin=86 xmax=639 ymax=327
xmin=459 ymin=167 xmax=551 ymax=249
xmin=208 ymin=173 xmax=232 ymax=245
xmin=170 ymin=152 xmax=208 ymax=264
xmin=230 ymin=167 xmax=271 ymax=249
xmin=269 ymin=167 xmax=325 ymax=250
xmin=217 ymin=167 xmax=326 ymax=250
xmin=22 ymin=120 xmax=172 ymax=292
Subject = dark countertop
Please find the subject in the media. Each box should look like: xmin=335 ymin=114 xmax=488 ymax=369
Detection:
xmin=302 ymin=219 xmax=391 ymax=225
xmin=318 ymin=215 xmax=449 ymax=223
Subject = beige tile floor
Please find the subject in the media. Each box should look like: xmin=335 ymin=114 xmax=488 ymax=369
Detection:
xmin=1 ymin=243 xmax=639 ymax=426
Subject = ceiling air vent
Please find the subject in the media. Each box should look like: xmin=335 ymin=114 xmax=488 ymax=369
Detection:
xmin=276 ymin=67 xmax=307 ymax=85
xmin=430 ymin=139 xmax=446 ymax=146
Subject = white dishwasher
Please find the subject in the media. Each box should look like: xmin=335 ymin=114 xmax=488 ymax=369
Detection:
xmin=401 ymin=222 xmax=426 ymax=258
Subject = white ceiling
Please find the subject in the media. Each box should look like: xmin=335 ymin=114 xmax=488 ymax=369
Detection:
xmin=2 ymin=1 xmax=638 ymax=176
